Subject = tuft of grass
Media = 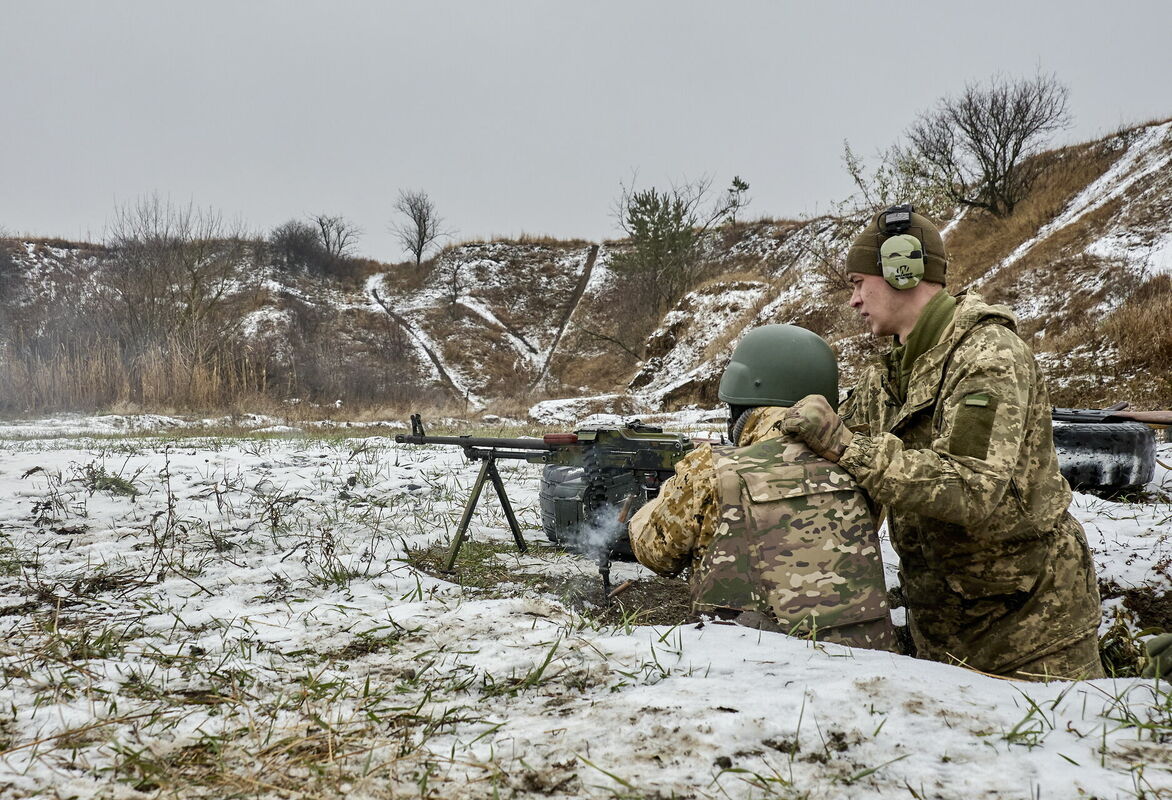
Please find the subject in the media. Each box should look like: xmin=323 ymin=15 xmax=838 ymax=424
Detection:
xmin=1100 ymin=274 xmax=1172 ymax=408
xmin=78 ymin=460 xmax=142 ymax=497
xmin=1099 ymin=616 xmax=1147 ymax=678
xmin=1000 ymin=684 xmax=1074 ymax=749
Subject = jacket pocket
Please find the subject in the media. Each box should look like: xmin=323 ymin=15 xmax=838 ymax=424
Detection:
xmin=942 ymin=546 xmax=1046 ymax=600
xmin=738 ymin=463 xmax=856 ymax=502
xmin=948 ymin=393 xmax=999 ymax=460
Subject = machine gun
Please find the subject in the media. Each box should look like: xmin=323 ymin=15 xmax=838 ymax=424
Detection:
xmin=394 ymin=414 xmax=694 ymax=594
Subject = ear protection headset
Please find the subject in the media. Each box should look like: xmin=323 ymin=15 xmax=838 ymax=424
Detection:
xmin=877 ymin=204 xmax=925 ymax=290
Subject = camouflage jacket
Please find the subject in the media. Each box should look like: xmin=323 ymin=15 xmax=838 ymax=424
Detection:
xmin=838 ymin=292 xmax=1101 ymax=674
xmin=629 ymin=407 xmax=895 ymax=649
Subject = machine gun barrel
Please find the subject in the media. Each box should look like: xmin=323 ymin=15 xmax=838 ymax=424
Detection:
xmin=394 ymin=413 xmax=569 ymax=458
xmin=394 ymin=432 xmax=558 ymax=451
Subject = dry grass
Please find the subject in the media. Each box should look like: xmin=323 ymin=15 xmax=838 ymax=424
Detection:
xmin=0 ymin=329 xmax=436 ymax=420
xmin=0 ymin=337 xmax=271 ymax=413
xmin=375 ymin=258 xmax=435 ymax=294
xmin=1099 ymin=274 xmax=1172 ymax=407
xmin=487 ymin=232 xmax=592 ymax=247
xmin=1104 ymin=274 xmax=1172 ymax=366
xmin=945 ymin=142 xmax=1122 ymax=291
xmin=3 ymin=235 xmax=104 ymax=252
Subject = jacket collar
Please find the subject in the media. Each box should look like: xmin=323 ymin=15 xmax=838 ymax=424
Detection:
xmin=738 ymin=406 xmax=790 ymax=446
xmin=887 ymin=292 xmax=1016 ymax=432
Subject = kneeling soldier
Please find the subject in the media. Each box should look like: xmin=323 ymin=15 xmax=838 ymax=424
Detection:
xmin=629 ymin=324 xmax=897 ymax=650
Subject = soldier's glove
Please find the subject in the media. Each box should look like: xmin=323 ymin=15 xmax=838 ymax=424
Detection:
xmin=780 ymin=394 xmax=853 ymax=463
xmin=1141 ymin=633 xmax=1172 ymax=680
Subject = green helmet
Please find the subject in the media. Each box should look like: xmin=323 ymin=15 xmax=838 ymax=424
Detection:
xmin=718 ymin=324 xmax=839 ymax=411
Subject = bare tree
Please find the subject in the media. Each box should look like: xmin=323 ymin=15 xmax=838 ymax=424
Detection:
xmin=435 ymin=253 xmax=466 ymax=308
xmin=311 ymin=213 xmax=362 ymax=261
xmin=391 ymin=189 xmax=447 ymax=265
xmin=97 ymin=195 xmax=261 ymax=400
xmin=104 ymin=196 xmax=249 ymax=346
xmin=899 ymin=72 xmax=1070 ymax=217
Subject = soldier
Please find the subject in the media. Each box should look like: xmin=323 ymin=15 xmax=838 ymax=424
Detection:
xmin=781 ymin=204 xmax=1104 ymax=681
xmin=628 ymin=324 xmax=898 ymax=651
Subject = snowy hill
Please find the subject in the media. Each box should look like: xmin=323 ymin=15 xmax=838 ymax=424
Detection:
xmin=371 ymin=117 xmax=1172 ymax=418
xmin=1 ymin=119 xmax=1170 ymax=418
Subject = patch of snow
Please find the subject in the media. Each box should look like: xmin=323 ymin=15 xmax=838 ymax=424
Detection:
xmin=631 ymin=282 xmax=769 ymax=400
xmin=0 ymin=422 xmax=1167 ymax=799
xmin=0 ymin=413 xmax=315 ymax=439
xmin=989 ymin=120 xmax=1172 ymax=280
xmin=458 ymin=296 xmax=542 ymax=366
xmin=529 ymin=394 xmax=644 ymax=426
xmin=1086 ymin=230 xmax=1172 ymax=279
xmin=938 ymin=207 xmax=967 ymax=239
xmin=239 ymin=305 xmax=292 ymax=339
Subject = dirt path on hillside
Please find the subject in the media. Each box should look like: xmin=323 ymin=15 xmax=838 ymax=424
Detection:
xmin=531 ymin=243 xmax=598 ymax=390
xmin=370 ymin=288 xmax=466 ymax=402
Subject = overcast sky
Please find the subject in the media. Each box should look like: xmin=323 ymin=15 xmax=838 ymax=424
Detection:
xmin=3 ymin=1 xmax=1170 ymax=261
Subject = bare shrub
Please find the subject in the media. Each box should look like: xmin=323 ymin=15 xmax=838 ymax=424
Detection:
xmin=270 ymin=219 xmax=328 ymax=273
xmin=312 ymin=213 xmax=362 ymax=262
xmin=276 ymin=299 xmax=423 ymax=407
xmin=96 ymin=197 xmax=263 ymax=400
xmin=0 ymin=198 xmax=279 ymax=412
xmin=0 ymin=241 xmax=21 ymax=332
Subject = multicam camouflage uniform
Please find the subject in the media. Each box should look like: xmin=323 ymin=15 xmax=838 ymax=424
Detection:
xmin=838 ymin=292 xmax=1103 ymax=679
xmin=629 ymin=406 xmax=897 ymax=650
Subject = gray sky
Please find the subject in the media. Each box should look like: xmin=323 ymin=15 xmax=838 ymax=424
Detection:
xmin=3 ymin=1 xmax=1170 ymax=262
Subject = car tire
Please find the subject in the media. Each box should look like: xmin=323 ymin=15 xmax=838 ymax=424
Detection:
xmin=1053 ymin=421 xmax=1156 ymax=493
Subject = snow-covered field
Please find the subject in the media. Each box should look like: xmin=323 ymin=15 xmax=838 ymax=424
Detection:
xmin=0 ymin=415 xmax=1168 ymax=799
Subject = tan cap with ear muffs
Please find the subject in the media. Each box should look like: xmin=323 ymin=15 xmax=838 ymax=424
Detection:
xmin=845 ymin=204 xmax=948 ymax=288
xmin=880 ymin=233 xmax=925 ymax=289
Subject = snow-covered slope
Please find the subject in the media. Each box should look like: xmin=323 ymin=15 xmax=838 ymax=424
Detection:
xmin=369 ymin=240 xmax=596 ymax=408
xmin=2 ymin=121 xmax=1170 ymax=416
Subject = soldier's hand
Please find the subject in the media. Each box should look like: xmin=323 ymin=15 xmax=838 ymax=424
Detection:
xmin=780 ymin=394 xmax=853 ymax=463
xmin=1142 ymin=633 xmax=1172 ymax=680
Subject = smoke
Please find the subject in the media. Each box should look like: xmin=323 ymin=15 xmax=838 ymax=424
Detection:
xmin=572 ymin=501 xmax=625 ymax=564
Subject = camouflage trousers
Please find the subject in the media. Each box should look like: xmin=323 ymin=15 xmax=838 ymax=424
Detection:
xmin=1007 ymin=633 xmax=1105 ymax=682
xmin=732 ymin=610 xmax=900 ymax=653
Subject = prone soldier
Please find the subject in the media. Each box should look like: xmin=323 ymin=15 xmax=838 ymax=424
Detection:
xmin=628 ymin=324 xmax=898 ymax=650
